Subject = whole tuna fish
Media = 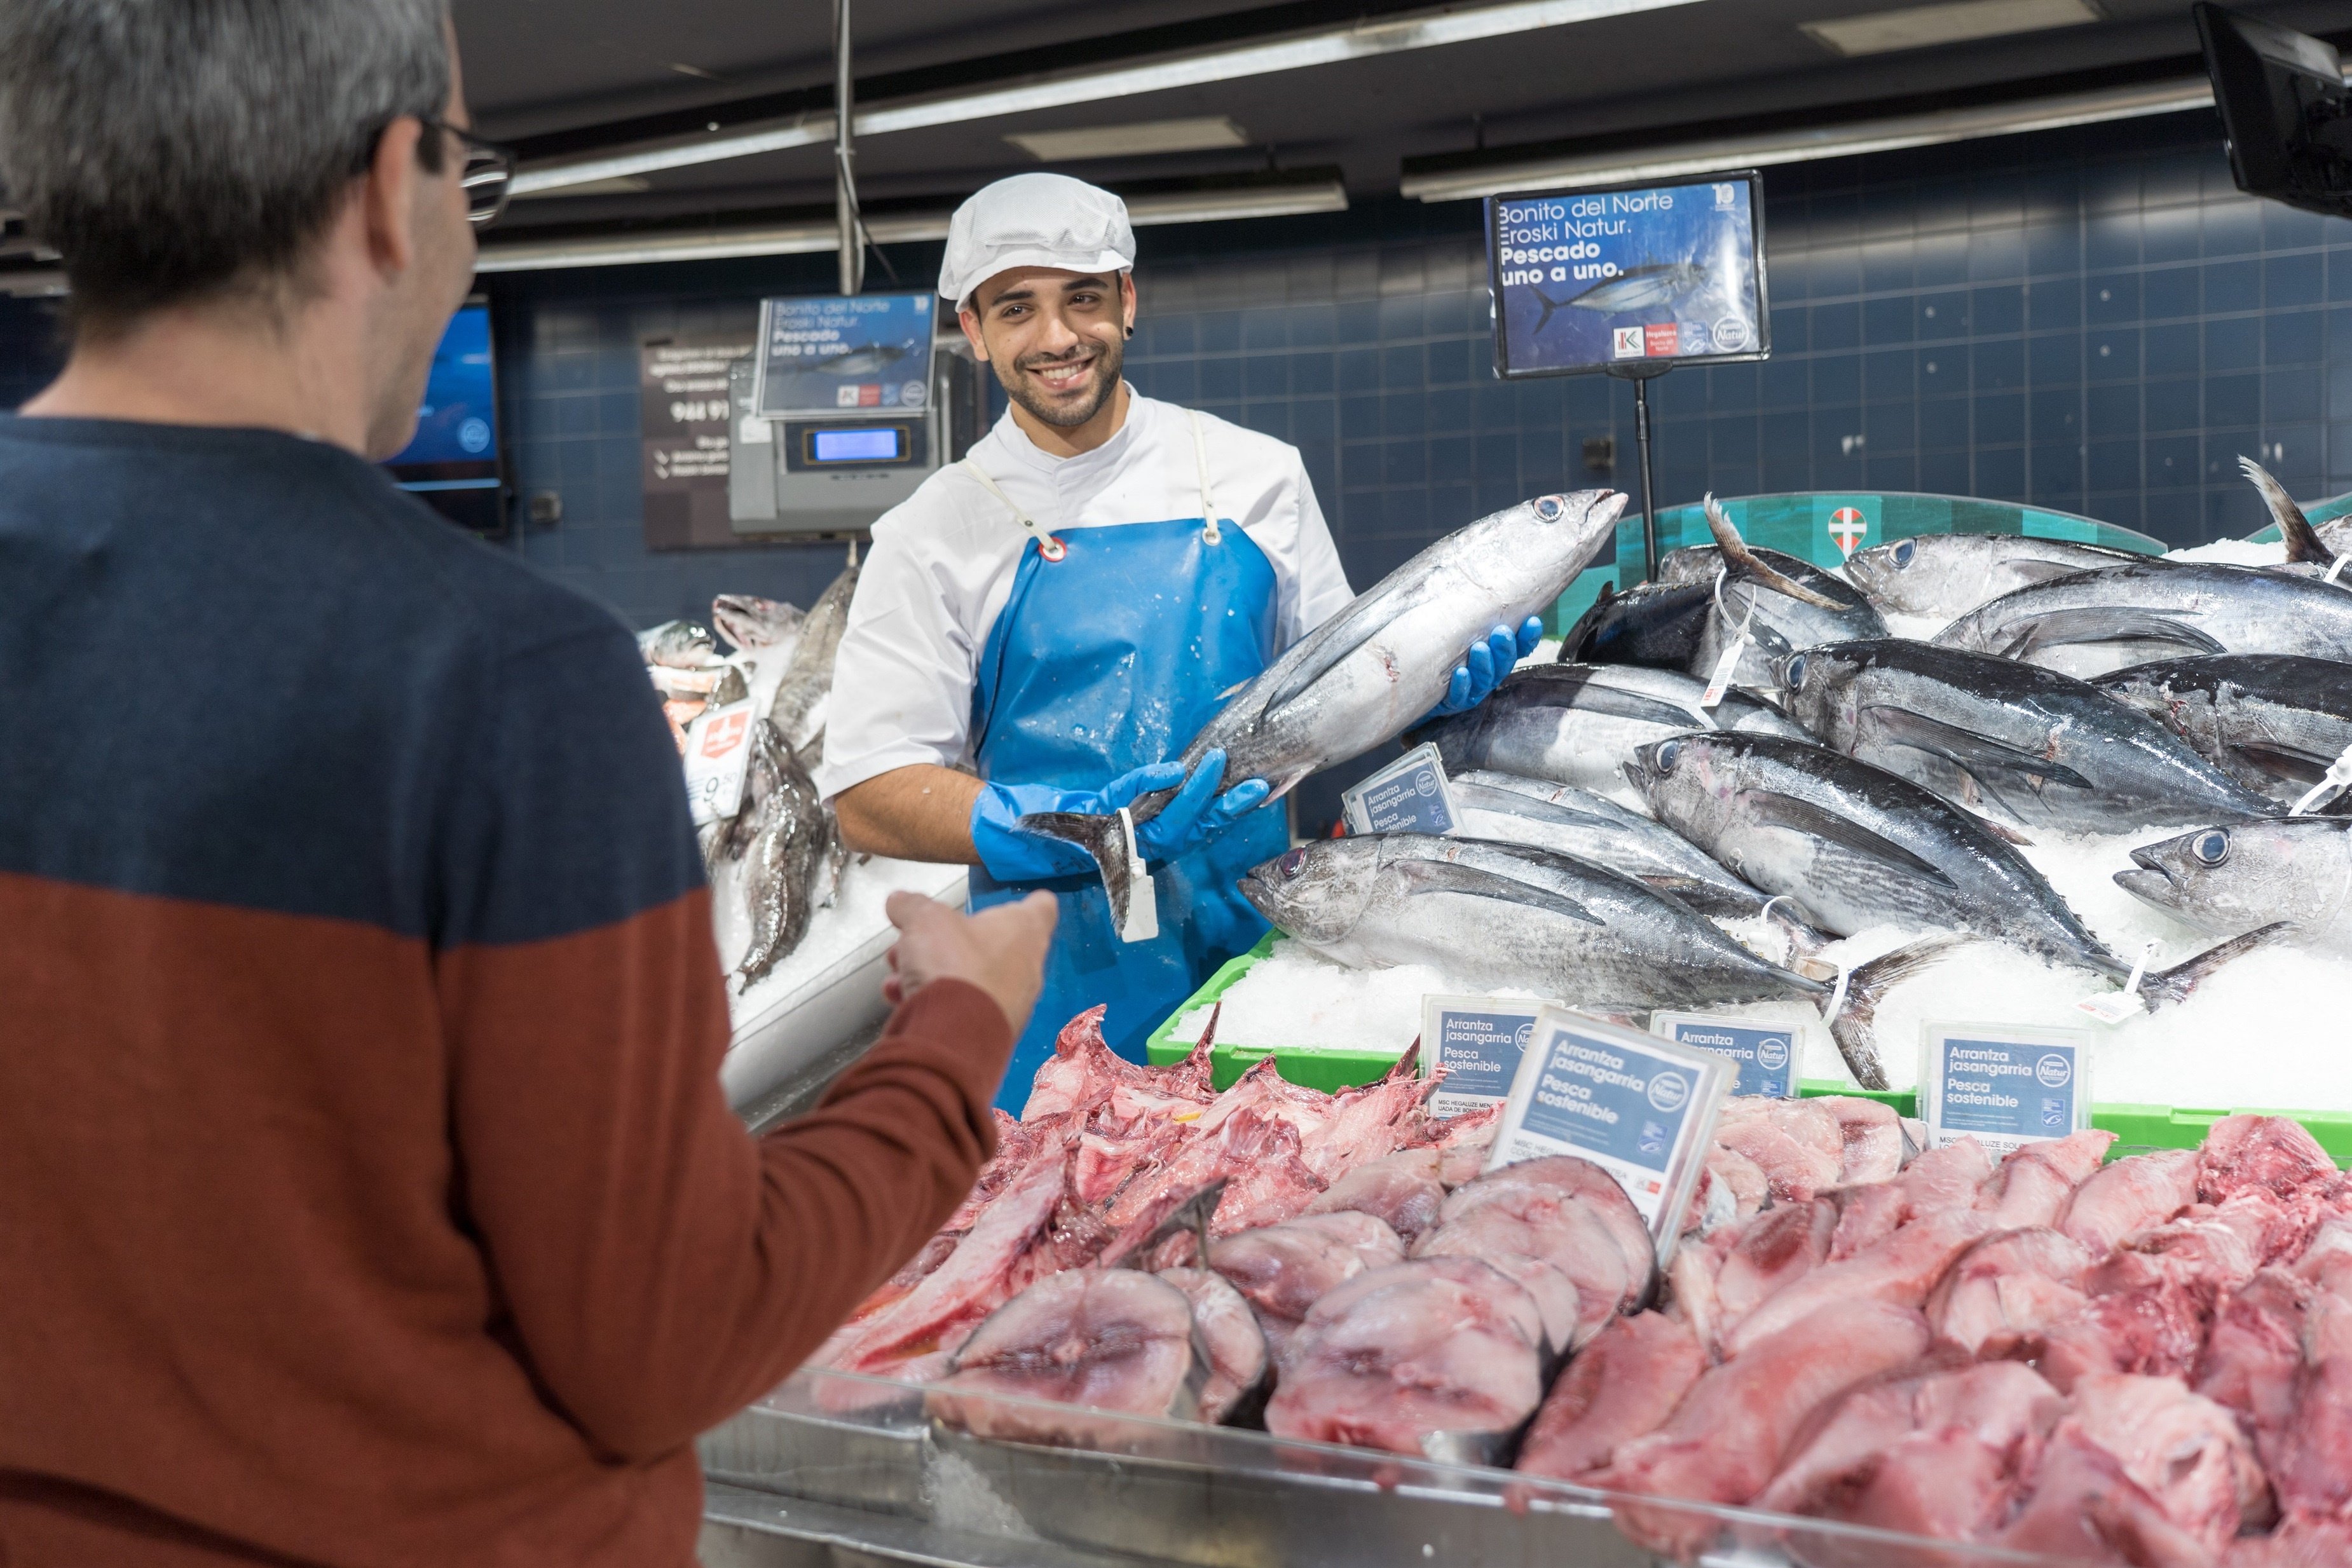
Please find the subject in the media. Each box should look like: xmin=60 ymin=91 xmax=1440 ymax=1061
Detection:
xmin=711 ymin=593 xmax=803 ymax=654
xmin=1932 ymin=562 xmax=2352 ymax=679
xmin=728 ymin=718 xmax=846 ymax=988
xmin=1627 ymin=732 xmax=2271 ymax=1015
xmin=2092 ymin=654 xmax=2352 ymax=808
xmin=1686 ymin=496 xmax=1887 ymax=693
xmin=1446 ymin=769 xmax=1783 ymax=923
xmin=638 ymin=619 xmax=721 ymax=669
xmin=1026 ymin=491 xmax=1627 ymax=931
xmin=2116 ymin=819 xmax=2352 ymax=952
xmin=1409 ymin=664 xmax=1809 ymax=800
xmin=1238 ymin=833 xmax=1936 ymax=1086
xmin=1774 ymin=639 xmax=2280 ymax=833
xmin=769 ymin=564 xmax=859 ymax=759
xmin=1843 ymin=534 xmax=2157 ymax=622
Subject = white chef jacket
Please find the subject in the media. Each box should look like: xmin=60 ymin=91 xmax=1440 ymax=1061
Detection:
xmin=816 ymin=390 xmax=1353 ymax=801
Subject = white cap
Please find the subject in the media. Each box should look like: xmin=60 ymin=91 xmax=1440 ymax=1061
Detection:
xmin=938 ymin=174 xmax=1135 ymax=310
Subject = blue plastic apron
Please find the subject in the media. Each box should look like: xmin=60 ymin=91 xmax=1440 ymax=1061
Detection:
xmin=963 ymin=418 xmax=1288 ymax=1109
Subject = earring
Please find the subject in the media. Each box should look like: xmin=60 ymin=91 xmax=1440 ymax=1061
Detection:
xmin=1124 ymin=325 xmax=1135 ymax=338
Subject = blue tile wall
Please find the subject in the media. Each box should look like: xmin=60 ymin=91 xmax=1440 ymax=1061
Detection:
xmin=8 ymin=109 xmax=2352 ymax=637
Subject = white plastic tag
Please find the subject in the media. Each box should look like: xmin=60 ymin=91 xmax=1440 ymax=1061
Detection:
xmin=1919 ymin=1020 xmax=2093 ymax=1159
xmin=1343 ymin=742 xmax=1459 ymax=836
xmin=2291 ymin=739 xmax=2352 ymax=815
xmin=2327 ymin=552 xmax=2349 ymax=587
xmin=681 ymin=700 xmax=756 ymax=828
xmin=1116 ymin=807 xmax=1159 ymax=944
xmin=2075 ymin=940 xmax=2157 ymax=1025
xmin=1487 ymin=1007 xmax=1732 ymax=1261
xmin=1700 ymin=569 xmax=1754 ymax=709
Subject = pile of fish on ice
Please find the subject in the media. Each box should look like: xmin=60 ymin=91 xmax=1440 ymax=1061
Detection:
xmin=816 ymin=1015 xmax=2352 ymax=1566
xmin=1233 ymin=456 xmax=2352 ymax=1093
xmin=637 ymin=566 xmax=859 ymax=988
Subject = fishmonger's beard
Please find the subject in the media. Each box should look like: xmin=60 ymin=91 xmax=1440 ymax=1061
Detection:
xmin=994 ymin=333 xmax=1125 ymax=428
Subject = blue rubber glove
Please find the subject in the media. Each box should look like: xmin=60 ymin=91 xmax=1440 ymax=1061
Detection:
xmin=1424 ymin=617 xmax=1545 ymax=719
xmin=967 ymin=748 xmax=1271 ymax=884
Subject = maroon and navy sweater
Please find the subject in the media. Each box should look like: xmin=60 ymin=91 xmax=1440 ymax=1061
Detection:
xmin=0 ymin=416 xmax=1010 ymax=1567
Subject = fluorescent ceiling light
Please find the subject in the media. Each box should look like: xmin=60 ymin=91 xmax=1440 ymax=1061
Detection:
xmin=513 ymin=174 xmax=651 ymax=200
xmin=0 ymin=268 xmax=66 ymax=297
xmin=1006 ymin=116 xmax=1250 ymax=161
xmin=1801 ymin=0 xmax=2098 ymax=58
xmin=510 ymin=0 xmax=1703 ymax=196
xmin=475 ymin=179 xmax=1348 ymax=273
xmin=1402 ymin=75 xmax=2210 ymax=201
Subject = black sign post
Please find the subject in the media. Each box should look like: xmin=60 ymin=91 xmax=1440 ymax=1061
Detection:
xmin=1487 ymin=172 xmax=1770 ymax=585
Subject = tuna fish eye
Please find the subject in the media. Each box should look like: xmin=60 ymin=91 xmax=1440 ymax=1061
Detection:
xmin=1784 ymin=655 xmax=1808 ymax=691
xmin=1892 ymin=538 xmax=1916 ymax=568
xmin=1276 ymin=847 xmax=1308 ymax=880
xmin=1535 ymin=496 xmax=1563 ymax=521
xmin=1655 ymin=739 xmax=1683 ymax=775
xmin=2192 ymin=829 xmax=2231 ymax=866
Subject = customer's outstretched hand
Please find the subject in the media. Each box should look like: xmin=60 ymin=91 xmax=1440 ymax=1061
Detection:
xmin=882 ymin=890 xmax=1058 ymax=1035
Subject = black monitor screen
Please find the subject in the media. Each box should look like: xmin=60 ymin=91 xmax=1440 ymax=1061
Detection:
xmin=385 ymin=303 xmax=500 ymax=522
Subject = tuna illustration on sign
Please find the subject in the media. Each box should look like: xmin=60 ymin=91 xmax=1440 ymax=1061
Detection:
xmin=1526 ymin=262 xmax=1709 ymax=336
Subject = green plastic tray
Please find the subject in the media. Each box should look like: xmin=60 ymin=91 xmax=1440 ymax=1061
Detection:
xmin=1145 ymin=937 xmax=2352 ymax=1159
xmin=1550 ymin=491 xmax=2168 ymax=633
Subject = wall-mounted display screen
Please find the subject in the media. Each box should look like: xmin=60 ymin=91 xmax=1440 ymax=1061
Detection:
xmin=811 ymin=426 xmax=906 ymax=463
xmin=386 ymin=301 xmax=500 ymax=528
xmin=1487 ymin=171 xmax=1768 ymax=379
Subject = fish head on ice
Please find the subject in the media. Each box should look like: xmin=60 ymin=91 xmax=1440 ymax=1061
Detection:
xmin=1770 ymin=643 xmax=1869 ymax=737
xmin=1623 ymin=732 xmax=1733 ymax=831
xmin=2116 ymin=818 xmax=2349 ymax=937
xmin=1238 ymin=841 xmax=1383 ymax=945
xmin=1842 ymin=535 xmax=1939 ymax=613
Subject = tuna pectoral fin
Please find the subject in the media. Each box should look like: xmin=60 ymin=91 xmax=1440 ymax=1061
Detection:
xmin=2137 ymin=920 xmax=2295 ymax=1009
xmin=1859 ymin=704 xmax=2093 ymax=797
xmin=1998 ymin=609 xmax=2224 ymax=660
xmin=1742 ymin=790 xmax=1960 ymax=889
xmin=2232 ymin=741 xmax=2336 ymax=787
xmin=1396 ymin=857 xmax=1603 ymax=925
xmin=2241 ymin=456 xmax=2335 ymax=568
xmin=1826 ymin=936 xmax=1969 ymax=1091
xmin=1017 ymin=810 xmax=1138 ymax=932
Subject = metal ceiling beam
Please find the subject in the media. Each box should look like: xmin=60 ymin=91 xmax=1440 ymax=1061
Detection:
xmin=1400 ymin=74 xmax=2214 ymax=201
xmin=473 ymin=175 xmax=1350 ymax=273
xmin=507 ymin=0 xmax=1706 ymax=198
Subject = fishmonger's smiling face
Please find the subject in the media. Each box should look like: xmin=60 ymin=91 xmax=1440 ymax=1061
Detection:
xmin=961 ymin=267 xmax=1135 ymax=429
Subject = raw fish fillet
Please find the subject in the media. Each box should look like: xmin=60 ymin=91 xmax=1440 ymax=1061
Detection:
xmin=1023 ymin=1007 xmax=1159 ymax=1122
xmin=2193 ymin=1267 xmax=2314 ymax=1429
xmin=1437 ymin=1156 xmax=1655 ymax=1309
xmin=1662 ymin=1225 xmax=1735 ymax=1355
xmin=2293 ymin=1215 xmax=2352 ymax=1296
xmin=2198 ymin=1114 xmax=2338 ymax=1206
xmin=2009 ymin=1275 xmax=2210 ymax=1393
xmin=2087 ymin=1213 xmax=2259 ymax=1306
xmin=1700 ymin=1142 xmax=1770 ymax=1226
xmin=1203 ymin=1211 xmax=1404 ymax=1337
xmin=1757 ymin=1355 xmax=2059 ymax=1522
xmin=2227 ymin=1517 xmax=2352 ymax=1567
xmin=1515 ymin=1311 xmax=1704 ymax=1483
xmin=1725 ymin=1206 xmax=1993 ymax=1356
xmin=1158 ymin=1267 xmax=1268 ymax=1425
xmin=1777 ymin=1424 xmax=2020 ymax=1567
xmin=823 ymin=1151 xmax=1072 ymax=1375
xmin=2262 ymin=1291 xmax=2352 ymax=1522
xmin=1989 ymin=1427 xmax=2216 ymax=1568
xmin=1265 ymin=1257 xmax=1547 ymax=1465
xmin=1815 ymin=1094 xmax=1906 ymax=1185
xmin=2063 ymin=1372 xmax=2269 ymax=1553
xmin=1925 ymin=1227 xmax=2093 ymax=1354
xmin=2060 ymin=1149 xmax=2203 ymax=1257
xmin=1303 ymin=1148 xmax=1447 ymax=1245
xmin=1713 ymin=1104 xmax=1844 ymax=1204
xmin=1830 ymin=1138 xmax=1991 ymax=1259
xmin=1590 ymin=1299 xmax=1932 ymax=1558
xmin=1415 ymin=1192 xmax=1629 ymax=1353
xmin=926 ymin=1269 xmax=1204 ymax=1447
xmin=1712 ymin=1197 xmax=1838 ymax=1344
xmin=1977 ymin=1129 xmax=2117 ymax=1228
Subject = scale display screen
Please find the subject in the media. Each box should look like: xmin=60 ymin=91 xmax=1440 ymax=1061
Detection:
xmin=811 ymin=426 xmax=906 ymax=463
xmin=1487 ymin=170 xmax=1768 ymax=379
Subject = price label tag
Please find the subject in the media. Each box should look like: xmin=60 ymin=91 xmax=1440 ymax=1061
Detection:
xmin=1342 ymin=742 xmax=1458 ymax=836
xmin=681 ymin=700 xmax=756 ymax=828
xmin=1920 ymin=1021 xmax=2091 ymax=1160
xmin=1488 ymin=1007 xmax=1731 ymax=1257
xmin=1420 ymin=994 xmax=1552 ymax=1117
xmin=1651 ymin=1012 xmax=1804 ymax=1099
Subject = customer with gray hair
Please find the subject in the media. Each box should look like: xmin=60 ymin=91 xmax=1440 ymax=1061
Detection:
xmin=0 ymin=5 xmax=1054 ymax=1566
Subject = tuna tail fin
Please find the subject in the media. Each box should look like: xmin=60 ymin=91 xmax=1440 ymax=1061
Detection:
xmin=1017 ymin=809 xmax=1143 ymax=934
xmin=1529 ymin=286 xmax=1567 ymax=336
xmin=1824 ymin=935 xmax=1968 ymax=1091
xmin=2137 ymin=920 xmax=2294 ymax=1010
xmin=1703 ymin=493 xmax=1845 ymax=611
xmin=2241 ymin=456 xmax=2335 ymax=568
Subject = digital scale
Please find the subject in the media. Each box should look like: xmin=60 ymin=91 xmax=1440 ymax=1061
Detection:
xmin=728 ymin=291 xmax=987 ymax=537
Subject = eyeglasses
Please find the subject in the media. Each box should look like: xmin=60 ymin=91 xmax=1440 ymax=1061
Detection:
xmin=423 ymin=118 xmax=515 ymax=229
